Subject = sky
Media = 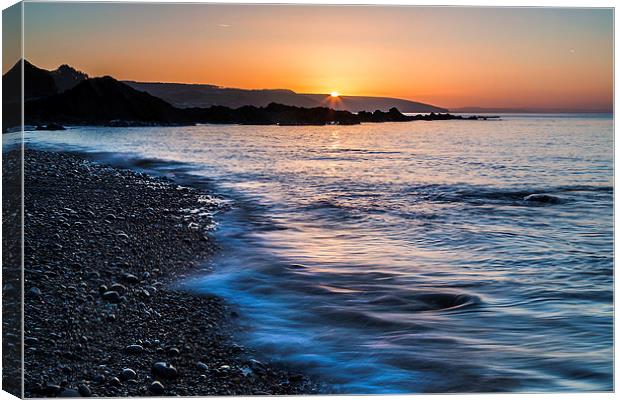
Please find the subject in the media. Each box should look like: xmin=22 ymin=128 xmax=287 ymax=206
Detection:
xmin=5 ymin=3 xmax=614 ymax=110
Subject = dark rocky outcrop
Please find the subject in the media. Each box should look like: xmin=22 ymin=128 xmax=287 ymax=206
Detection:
xmin=184 ymin=102 xmax=360 ymax=125
xmin=25 ymin=76 xmax=188 ymax=125
xmin=6 ymin=60 xmax=495 ymax=130
xmin=3 ymin=60 xmax=59 ymax=129
xmin=23 ymin=75 xmax=488 ymax=127
xmin=3 ymin=59 xmax=58 ymax=103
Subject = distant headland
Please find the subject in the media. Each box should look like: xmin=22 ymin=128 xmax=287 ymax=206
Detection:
xmin=3 ymin=60 xmax=495 ymax=131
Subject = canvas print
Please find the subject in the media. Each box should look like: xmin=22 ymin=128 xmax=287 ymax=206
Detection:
xmin=1 ymin=1 xmax=614 ymax=397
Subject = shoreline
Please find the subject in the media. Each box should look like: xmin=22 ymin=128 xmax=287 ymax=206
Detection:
xmin=20 ymin=149 xmax=320 ymax=397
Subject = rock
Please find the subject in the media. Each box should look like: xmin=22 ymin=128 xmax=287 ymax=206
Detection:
xmin=36 ymin=123 xmax=66 ymax=131
xmin=58 ymin=388 xmax=81 ymax=397
xmin=29 ymin=286 xmax=42 ymax=298
xmin=24 ymin=337 xmax=39 ymax=346
xmin=109 ymin=377 xmax=122 ymax=387
xmin=196 ymin=361 xmax=209 ymax=372
xmin=98 ymin=285 xmax=108 ymax=294
xmin=120 ymin=368 xmax=137 ymax=381
xmin=121 ymin=273 xmax=139 ymax=284
xmin=148 ymin=381 xmax=165 ymax=395
xmin=523 ymin=193 xmax=561 ymax=204
xmin=248 ymin=359 xmax=267 ymax=373
xmin=77 ymin=384 xmax=91 ymax=397
xmin=3 ymin=283 xmax=17 ymax=294
xmin=167 ymin=347 xmax=180 ymax=356
xmin=102 ymin=290 xmax=121 ymax=303
xmin=124 ymin=344 xmax=144 ymax=354
xmin=45 ymin=384 xmax=61 ymax=396
xmin=151 ymin=362 xmax=178 ymax=379
xmin=105 ymin=214 xmax=117 ymax=221
xmin=109 ymin=283 xmax=127 ymax=293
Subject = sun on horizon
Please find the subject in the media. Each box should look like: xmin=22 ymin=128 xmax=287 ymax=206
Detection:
xmin=330 ymin=91 xmax=339 ymax=98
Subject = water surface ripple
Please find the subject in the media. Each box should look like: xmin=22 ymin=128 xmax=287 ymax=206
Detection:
xmin=19 ymin=114 xmax=613 ymax=393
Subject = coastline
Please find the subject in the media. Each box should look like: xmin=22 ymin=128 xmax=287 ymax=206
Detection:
xmin=20 ymin=149 xmax=319 ymax=397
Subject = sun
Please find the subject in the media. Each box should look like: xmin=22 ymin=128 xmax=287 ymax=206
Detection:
xmin=330 ymin=91 xmax=339 ymax=98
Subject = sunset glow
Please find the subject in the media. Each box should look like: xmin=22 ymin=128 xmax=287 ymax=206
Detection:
xmin=10 ymin=3 xmax=613 ymax=111
xmin=330 ymin=91 xmax=340 ymax=98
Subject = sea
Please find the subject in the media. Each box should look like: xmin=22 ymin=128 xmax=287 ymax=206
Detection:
xmin=10 ymin=113 xmax=614 ymax=393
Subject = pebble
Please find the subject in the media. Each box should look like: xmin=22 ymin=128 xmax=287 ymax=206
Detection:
xmin=120 ymin=368 xmax=137 ymax=381
xmin=77 ymin=384 xmax=91 ymax=397
xmin=102 ymin=290 xmax=121 ymax=303
xmin=58 ymin=388 xmax=81 ymax=397
xmin=45 ymin=384 xmax=61 ymax=396
xmin=148 ymin=380 xmax=165 ymax=395
xmin=151 ymin=362 xmax=178 ymax=379
xmin=109 ymin=283 xmax=127 ymax=293
xmin=124 ymin=344 xmax=144 ymax=354
xmin=196 ymin=361 xmax=209 ymax=372
xmin=3 ymin=283 xmax=17 ymax=294
xmin=29 ymin=286 xmax=42 ymax=298
xmin=110 ymin=377 xmax=122 ymax=387
xmin=121 ymin=273 xmax=140 ymax=284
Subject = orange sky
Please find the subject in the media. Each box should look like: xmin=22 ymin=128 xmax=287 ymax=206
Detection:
xmin=9 ymin=4 xmax=614 ymax=110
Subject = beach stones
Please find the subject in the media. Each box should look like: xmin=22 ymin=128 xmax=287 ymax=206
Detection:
xmin=148 ymin=381 xmax=165 ymax=395
xmin=196 ymin=361 xmax=209 ymax=372
xmin=109 ymin=377 xmax=122 ymax=387
xmin=151 ymin=362 xmax=178 ymax=379
xmin=109 ymin=283 xmax=127 ymax=293
xmin=124 ymin=344 xmax=144 ymax=354
xmin=120 ymin=368 xmax=137 ymax=381
xmin=29 ymin=287 xmax=42 ymax=298
xmin=102 ymin=290 xmax=121 ymax=303
xmin=120 ymin=273 xmax=140 ymax=284
xmin=44 ymin=384 xmax=61 ymax=396
xmin=77 ymin=384 xmax=91 ymax=397
xmin=58 ymin=388 xmax=81 ymax=397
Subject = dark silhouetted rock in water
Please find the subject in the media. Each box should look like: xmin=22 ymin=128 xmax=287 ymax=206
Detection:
xmin=36 ymin=123 xmax=65 ymax=131
xmin=523 ymin=194 xmax=561 ymax=204
xmin=357 ymin=109 xmax=495 ymax=123
xmin=184 ymin=102 xmax=360 ymax=125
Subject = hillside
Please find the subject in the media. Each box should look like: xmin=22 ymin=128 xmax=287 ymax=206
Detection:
xmin=22 ymin=75 xmax=473 ymax=127
xmin=26 ymin=76 xmax=187 ymax=125
xmin=125 ymin=81 xmax=448 ymax=113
